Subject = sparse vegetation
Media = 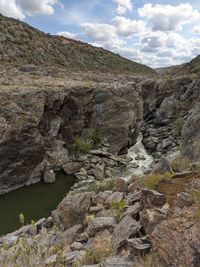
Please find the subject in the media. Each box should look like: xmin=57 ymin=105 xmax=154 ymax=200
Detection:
xmin=175 ymin=117 xmax=184 ymax=136
xmin=170 ymin=157 xmax=191 ymax=172
xmin=110 ymin=199 xmax=127 ymax=222
xmin=190 ymin=190 xmax=200 ymax=221
xmin=0 ymin=14 xmax=156 ymax=75
xmin=80 ymin=233 xmax=114 ymax=265
xmin=143 ymin=172 xmax=174 ymax=189
xmin=70 ymin=128 xmax=101 ymax=156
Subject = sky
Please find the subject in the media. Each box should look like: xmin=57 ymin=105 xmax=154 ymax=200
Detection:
xmin=0 ymin=0 xmax=200 ymax=68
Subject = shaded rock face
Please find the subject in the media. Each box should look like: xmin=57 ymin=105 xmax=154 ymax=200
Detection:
xmin=140 ymin=77 xmax=200 ymax=158
xmin=0 ymin=81 xmax=142 ymax=194
xmin=181 ymin=105 xmax=200 ymax=161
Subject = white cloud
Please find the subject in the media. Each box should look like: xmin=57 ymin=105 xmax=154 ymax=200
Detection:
xmin=112 ymin=16 xmax=145 ymax=37
xmin=0 ymin=0 xmax=58 ymax=19
xmin=57 ymin=31 xmax=79 ymax=40
xmin=0 ymin=0 xmax=25 ymax=19
xmin=19 ymin=0 xmax=58 ymax=16
xmin=139 ymin=3 xmax=200 ymax=32
xmin=81 ymin=22 xmax=126 ymax=50
xmin=113 ymin=0 xmax=133 ymax=15
xmin=194 ymin=25 xmax=200 ymax=34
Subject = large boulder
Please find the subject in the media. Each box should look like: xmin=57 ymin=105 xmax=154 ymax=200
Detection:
xmin=52 ymin=192 xmax=93 ymax=230
xmin=113 ymin=215 xmax=142 ymax=251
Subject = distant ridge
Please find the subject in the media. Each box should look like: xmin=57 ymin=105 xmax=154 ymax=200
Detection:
xmin=0 ymin=14 xmax=156 ymax=75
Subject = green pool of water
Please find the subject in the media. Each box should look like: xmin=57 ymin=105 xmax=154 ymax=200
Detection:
xmin=0 ymin=172 xmax=75 ymax=236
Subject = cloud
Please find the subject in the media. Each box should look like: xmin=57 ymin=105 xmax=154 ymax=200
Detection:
xmin=81 ymin=22 xmax=126 ymax=50
xmin=113 ymin=0 xmax=133 ymax=15
xmin=0 ymin=0 xmax=58 ymax=19
xmin=57 ymin=31 xmax=79 ymax=40
xmin=19 ymin=0 xmax=58 ymax=16
xmin=112 ymin=16 xmax=145 ymax=37
xmin=194 ymin=25 xmax=200 ymax=34
xmin=0 ymin=0 xmax=25 ymax=19
xmin=139 ymin=3 xmax=200 ymax=32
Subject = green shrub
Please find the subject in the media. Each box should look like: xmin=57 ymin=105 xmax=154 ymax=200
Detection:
xmin=175 ymin=117 xmax=184 ymax=136
xmin=143 ymin=172 xmax=173 ymax=189
xmin=70 ymin=137 xmax=93 ymax=156
xmin=110 ymin=199 xmax=127 ymax=222
xmin=70 ymin=128 xmax=101 ymax=156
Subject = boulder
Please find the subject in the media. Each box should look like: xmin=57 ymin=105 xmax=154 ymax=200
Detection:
xmin=140 ymin=207 xmax=168 ymax=234
xmin=63 ymin=162 xmax=82 ymax=175
xmin=113 ymin=215 xmax=142 ymax=251
xmin=52 ymin=192 xmax=93 ymax=230
xmin=87 ymin=217 xmax=116 ymax=237
xmin=61 ymin=224 xmax=83 ymax=246
xmin=140 ymin=189 xmax=166 ymax=208
xmin=43 ymin=169 xmax=56 ymax=183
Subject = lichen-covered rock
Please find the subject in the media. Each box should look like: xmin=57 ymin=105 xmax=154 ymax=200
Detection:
xmin=52 ymin=192 xmax=93 ymax=230
xmin=87 ymin=217 xmax=116 ymax=237
xmin=113 ymin=215 xmax=142 ymax=251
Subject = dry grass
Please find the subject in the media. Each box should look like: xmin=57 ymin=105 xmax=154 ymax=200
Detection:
xmin=143 ymin=172 xmax=174 ymax=189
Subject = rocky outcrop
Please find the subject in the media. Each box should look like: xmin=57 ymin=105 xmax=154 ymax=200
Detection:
xmin=181 ymin=105 xmax=200 ymax=161
xmin=140 ymin=77 xmax=200 ymax=158
xmin=0 ymin=79 xmax=143 ymax=194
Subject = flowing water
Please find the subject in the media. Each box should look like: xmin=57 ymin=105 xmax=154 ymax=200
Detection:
xmin=0 ymin=172 xmax=75 ymax=236
xmin=124 ymin=133 xmax=154 ymax=179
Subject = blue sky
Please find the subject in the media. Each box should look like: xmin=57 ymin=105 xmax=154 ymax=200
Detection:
xmin=0 ymin=0 xmax=200 ymax=68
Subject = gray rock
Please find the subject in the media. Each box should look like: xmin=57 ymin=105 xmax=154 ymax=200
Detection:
xmin=143 ymin=136 xmax=159 ymax=151
xmin=127 ymin=237 xmax=151 ymax=251
xmin=140 ymin=189 xmax=166 ymax=208
xmin=105 ymin=192 xmax=124 ymax=208
xmin=87 ymin=217 xmax=116 ymax=237
xmin=126 ymin=190 xmax=142 ymax=205
xmin=90 ymin=163 xmax=105 ymax=180
xmin=181 ymin=105 xmax=200 ymax=161
xmin=43 ymin=168 xmax=56 ymax=183
xmin=113 ymin=215 xmax=142 ymax=251
xmin=140 ymin=207 xmax=168 ymax=234
xmin=63 ymin=162 xmax=82 ymax=175
xmin=75 ymin=168 xmax=88 ymax=180
xmin=61 ymin=224 xmax=83 ymax=246
xmin=70 ymin=241 xmax=84 ymax=251
xmin=123 ymin=202 xmax=141 ymax=218
xmin=52 ymin=192 xmax=93 ymax=229
xmin=104 ymin=256 xmax=132 ymax=267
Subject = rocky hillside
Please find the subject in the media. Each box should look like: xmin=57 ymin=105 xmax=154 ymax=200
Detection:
xmin=0 ymin=14 xmax=155 ymax=75
xmin=159 ymin=55 xmax=200 ymax=78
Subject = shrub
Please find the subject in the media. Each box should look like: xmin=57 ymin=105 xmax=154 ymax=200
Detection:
xmin=70 ymin=128 xmax=101 ymax=156
xmin=70 ymin=137 xmax=93 ymax=156
xmin=175 ymin=117 xmax=184 ymax=136
xmin=143 ymin=172 xmax=173 ymax=189
xmin=110 ymin=199 xmax=127 ymax=222
xmin=170 ymin=157 xmax=191 ymax=172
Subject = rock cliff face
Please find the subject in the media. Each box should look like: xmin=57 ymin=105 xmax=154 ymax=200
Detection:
xmin=140 ymin=77 xmax=200 ymax=159
xmin=0 ymin=77 xmax=143 ymax=194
